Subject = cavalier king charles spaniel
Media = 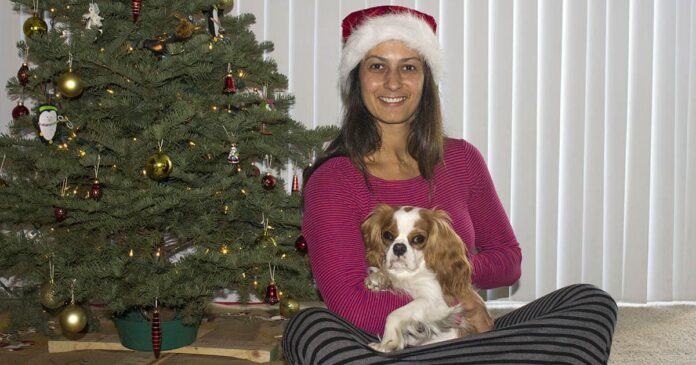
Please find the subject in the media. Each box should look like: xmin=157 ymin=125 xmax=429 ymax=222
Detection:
xmin=361 ymin=204 xmax=493 ymax=352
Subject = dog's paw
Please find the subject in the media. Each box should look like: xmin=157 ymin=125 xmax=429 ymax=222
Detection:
xmin=364 ymin=270 xmax=390 ymax=292
xmin=368 ymin=341 xmax=396 ymax=353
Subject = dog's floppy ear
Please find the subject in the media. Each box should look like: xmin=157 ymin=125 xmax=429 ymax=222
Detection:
xmin=424 ymin=209 xmax=472 ymax=304
xmin=361 ymin=204 xmax=394 ymax=267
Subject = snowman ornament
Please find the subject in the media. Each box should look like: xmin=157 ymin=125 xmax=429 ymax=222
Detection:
xmin=38 ymin=105 xmax=59 ymax=143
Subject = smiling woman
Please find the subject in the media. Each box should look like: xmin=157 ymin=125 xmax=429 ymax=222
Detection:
xmin=283 ymin=5 xmax=617 ymax=365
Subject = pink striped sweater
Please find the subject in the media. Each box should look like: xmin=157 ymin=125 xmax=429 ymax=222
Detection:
xmin=302 ymin=138 xmax=521 ymax=335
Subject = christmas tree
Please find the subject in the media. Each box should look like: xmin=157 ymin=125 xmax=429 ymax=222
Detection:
xmin=0 ymin=0 xmax=333 ymax=335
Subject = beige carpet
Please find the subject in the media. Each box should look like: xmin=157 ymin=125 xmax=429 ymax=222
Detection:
xmin=489 ymin=303 xmax=696 ymax=364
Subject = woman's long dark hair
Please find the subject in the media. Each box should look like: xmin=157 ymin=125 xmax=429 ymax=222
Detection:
xmin=304 ymin=61 xmax=444 ymax=190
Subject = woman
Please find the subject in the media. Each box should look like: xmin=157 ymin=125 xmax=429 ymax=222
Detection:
xmin=283 ymin=6 xmax=617 ymax=365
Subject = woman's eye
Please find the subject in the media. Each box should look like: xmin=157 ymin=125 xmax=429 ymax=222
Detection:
xmin=411 ymin=235 xmax=426 ymax=245
xmin=368 ymin=63 xmax=384 ymax=71
xmin=403 ymin=64 xmax=417 ymax=72
xmin=382 ymin=231 xmax=394 ymax=241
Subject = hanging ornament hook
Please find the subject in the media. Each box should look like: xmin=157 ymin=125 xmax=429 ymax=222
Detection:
xmin=157 ymin=139 xmax=164 ymax=152
xmin=67 ymin=52 xmax=74 ymax=69
xmin=61 ymin=177 xmax=68 ymax=197
xmin=70 ymin=278 xmax=76 ymax=304
xmin=268 ymin=263 xmax=276 ymax=284
xmin=94 ymin=154 xmax=101 ymax=179
xmin=48 ymin=255 xmax=55 ymax=283
xmin=0 ymin=154 xmax=5 ymax=173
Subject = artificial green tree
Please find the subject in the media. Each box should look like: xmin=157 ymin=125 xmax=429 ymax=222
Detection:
xmin=0 ymin=0 xmax=333 ymax=335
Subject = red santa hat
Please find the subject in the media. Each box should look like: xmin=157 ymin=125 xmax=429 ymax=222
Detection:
xmin=339 ymin=6 xmax=443 ymax=95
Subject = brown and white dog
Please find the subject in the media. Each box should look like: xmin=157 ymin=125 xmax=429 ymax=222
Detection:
xmin=361 ymin=204 xmax=493 ymax=352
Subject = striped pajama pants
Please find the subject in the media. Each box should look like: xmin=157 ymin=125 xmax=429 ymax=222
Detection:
xmin=282 ymin=284 xmax=617 ymax=365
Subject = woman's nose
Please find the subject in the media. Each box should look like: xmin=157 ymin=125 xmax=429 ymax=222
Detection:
xmin=384 ymin=68 xmax=402 ymax=90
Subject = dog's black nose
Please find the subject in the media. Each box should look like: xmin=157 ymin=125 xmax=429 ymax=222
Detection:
xmin=392 ymin=243 xmax=407 ymax=257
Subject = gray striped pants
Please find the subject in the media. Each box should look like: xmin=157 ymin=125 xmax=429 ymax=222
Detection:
xmin=282 ymin=284 xmax=617 ymax=364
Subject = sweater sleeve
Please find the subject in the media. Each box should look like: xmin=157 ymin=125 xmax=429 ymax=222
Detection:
xmin=463 ymin=143 xmax=522 ymax=289
xmin=302 ymin=160 xmax=410 ymax=335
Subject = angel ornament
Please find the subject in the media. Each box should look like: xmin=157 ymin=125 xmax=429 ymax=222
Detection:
xmin=83 ymin=2 xmax=103 ymax=31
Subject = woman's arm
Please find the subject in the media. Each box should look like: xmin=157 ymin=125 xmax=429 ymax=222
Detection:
xmin=303 ymin=160 xmax=410 ymax=335
xmin=464 ymin=144 xmax=522 ymax=289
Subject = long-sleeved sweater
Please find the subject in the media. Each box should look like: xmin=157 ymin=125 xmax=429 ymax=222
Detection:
xmin=302 ymin=138 xmax=522 ymax=335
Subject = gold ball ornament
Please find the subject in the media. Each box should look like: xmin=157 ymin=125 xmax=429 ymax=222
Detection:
xmin=145 ymin=151 xmax=173 ymax=181
xmin=23 ymin=14 xmax=48 ymax=37
xmin=59 ymin=304 xmax=87 ymax=333
xmin=218 ymin=0 xmax=234 ymax=10
xmin=57 ymin=69 xmax=84 ymax=98
xmin=40 ymin=281 xmax=64 ymax=309
xmin=255 ymin=230 xmax=277 ymax=248
xmin=279 ymin=297 xmax=300 ymax=318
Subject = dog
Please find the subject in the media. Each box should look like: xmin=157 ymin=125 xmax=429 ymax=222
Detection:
xmin=361 ymin=204 xmax=493 ymax=352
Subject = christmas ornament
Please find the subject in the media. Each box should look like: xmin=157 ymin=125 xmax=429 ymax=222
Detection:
xmin=146 ymin=142 xmax=173 ymax=181
xmin=57 ymin=54 xmax=84 ymax=98
xmin=88 ymin=180 xmax=102 ymax=200
xmin=54 ymin=178 xmax=69 ymax=222
xmin=279 ymin=297 xmax=301 ymax=318
xmin=255 ymin=229 xmax=277 ymax=248
xmin=227 ymin=143 xmax=239 ymax=164
xmin=218 ymin=0 xmax=234 ymax=10
xmin=82 ymin=2 xmax=103 ymax=31
xmin=59 ymin=304 xmax=87 ymax=334
xmin=143 ymin=38 xmax=167 ymax=57
xmin=261 ymin=172 xmax=277 ymax=190
xmin=39 ymin=281 xmax=63 ymax=309
xmin=59 ymin=281 xmax=87 ymax=334
xmin=37 ymin=104 xmax=58 ymax=143
xmin=54 ymin=206 xmax=67 ymax=222
xmin=259 ymin=122 xmax=272 ymax=135
xmin=291 ymin=174 xmax=300 ymax=194
xmin=261 ymin=155 xmax=276 ymax=190
xmin=132 ymin=0 xmax=141 ymax=22
xmin=17 ymin=63 xmax=29 ymax=86
xmin=264 ymin=264 xmax=279 ymax=305
xmin=294 ymin=235 xmax=308 ymax=256
xmin=255 ymin=216 xmax=277 ymax=248
xmin=171 ymin=14 xmax=195 ymax=42
xmin=88 ymin=155 xmax=103 ymax=200
xmin=12 ymin=102 xmax=30 ymax=119
xmin=151 ymin=300 xmax=161 ymax=358
xmin=23 ymin=13 xmax=48 ymax=37
xmin=205 ymin=6 xmax=225 ymax=38
xmin=223 ymin=63 xmax=237 ymax=94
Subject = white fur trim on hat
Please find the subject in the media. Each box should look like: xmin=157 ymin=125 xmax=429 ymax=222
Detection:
xmin=339 ymin=13 xmax=443 ymax=96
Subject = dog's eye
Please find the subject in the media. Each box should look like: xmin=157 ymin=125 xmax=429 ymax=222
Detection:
xmin=382 ymin=231 xmax=394 ymax=241
xmin=411 ymin=234 xmax=426 ymax=245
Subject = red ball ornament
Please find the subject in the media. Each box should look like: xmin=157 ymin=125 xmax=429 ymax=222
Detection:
xmin=261 ymin=172 xmax=277 ymax=190
xmin=17 ymin=63 xmax=30 ymax=86
xmin=295 ymin=235 xmax=308 ymax=256
xmin=12 ymin=102 xmax=30 ymax=119
xmin=54 ymin=206 xmax=67 ymax=222
xmin=264 ymin=282 xmax=279 ymax=305
xmin=88 ymin=180 xmax=103 ymax=201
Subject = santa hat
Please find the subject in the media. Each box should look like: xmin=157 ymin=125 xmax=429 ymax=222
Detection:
xmin=339 ymin=6 xmax=443 ymax=95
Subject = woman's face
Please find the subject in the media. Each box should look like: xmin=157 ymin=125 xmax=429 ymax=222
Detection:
xmin=359 ymin=40 xmax=425 ymax=126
